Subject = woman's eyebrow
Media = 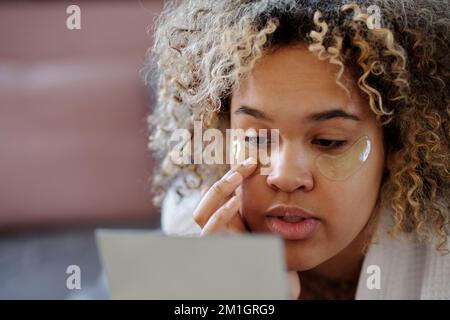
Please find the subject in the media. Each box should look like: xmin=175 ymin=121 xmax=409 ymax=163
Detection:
xmin=234 ymin=106 xmax=360 ymax=123
xmin=307 ymin=109 xmax=361 ymax=122
xmin=233 ymin=106 xmax=274 ymax=122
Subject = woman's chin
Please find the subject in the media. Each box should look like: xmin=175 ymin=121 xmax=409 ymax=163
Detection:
xmin=283 ymin=239 xmax=327 ymax=271
xmin=285 ymin=258 xmax=322 ymax=272
xmin=246 ymin=223 xmax=328 ymax=270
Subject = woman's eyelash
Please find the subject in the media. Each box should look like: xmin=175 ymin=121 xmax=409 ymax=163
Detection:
xmin=244 ymin=136 xmax=346 ymax=149
xmin=312 ymin=139 xmax=347 ymax=149
xmin=245 ymin=136 xmax=270 ymax=145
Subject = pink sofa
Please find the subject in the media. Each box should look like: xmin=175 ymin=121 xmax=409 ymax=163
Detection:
xmin=0 ymin=0 xmax=164 ymax=229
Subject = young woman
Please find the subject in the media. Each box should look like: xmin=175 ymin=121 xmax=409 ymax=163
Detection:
xmin=143 ymin=0 xmax=450 ymax=299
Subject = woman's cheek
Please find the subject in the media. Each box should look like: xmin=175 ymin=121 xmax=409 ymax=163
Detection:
xmin=316 ymin=177 xmax=371 ymax=240
xmin=338 ymin=178 xmax=380 ymax=239
xmin=237 ymin=176 xmax=269 ymax=230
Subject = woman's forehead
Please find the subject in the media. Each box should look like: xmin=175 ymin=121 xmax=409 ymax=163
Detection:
xmin=230 ymin=47 xmax=368 ymax=122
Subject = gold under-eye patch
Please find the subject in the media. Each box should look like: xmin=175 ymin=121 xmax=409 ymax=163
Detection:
xmin=230 ymin=131 xmax=275 ymax=176
xmin=315 ymin=135 xmax=372 ymax=181
xmin=231 ymin=136 xmax=259 ymax=164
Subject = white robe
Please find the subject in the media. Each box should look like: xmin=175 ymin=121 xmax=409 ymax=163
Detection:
xmin=355 ymin=209 xmax=450 ymax=299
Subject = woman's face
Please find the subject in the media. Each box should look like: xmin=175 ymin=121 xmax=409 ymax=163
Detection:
xmin=230 ymin=45 xmax=385 ymax=271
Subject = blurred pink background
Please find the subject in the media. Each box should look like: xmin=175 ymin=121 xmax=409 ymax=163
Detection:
xmin=0 ymin=0 xmax=165 ymax=298
xmin=0 ymin=0 xmax=164 ymax=229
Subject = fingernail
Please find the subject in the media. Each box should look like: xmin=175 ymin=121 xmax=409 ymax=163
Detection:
xmin=243 ymin=157 xmax=257 ymax=167
xmin=225 ymin=171 xmax=242 ymax=184
xmin=201 ymin=186 xmax=209 ymax=196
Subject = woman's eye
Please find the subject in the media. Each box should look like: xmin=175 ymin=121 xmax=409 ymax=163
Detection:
xmin=245 ymin=136 xmax=270 ymax=146
xmin=312 ymin=139 xmax=347 ymax=149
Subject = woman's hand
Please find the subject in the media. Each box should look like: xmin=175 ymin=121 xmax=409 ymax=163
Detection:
xmin=192 ymin=157 xmax=301 ymax=299
xmin=193 ymin=157 xmax=257 ymax=235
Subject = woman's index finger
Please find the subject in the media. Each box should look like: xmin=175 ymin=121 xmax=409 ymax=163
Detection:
xmin=193 ymin=158 xmax=257 ymax=227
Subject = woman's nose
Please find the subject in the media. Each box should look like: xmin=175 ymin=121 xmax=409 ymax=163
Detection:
xmin=265 ymin=145 xmax=314 ymax=193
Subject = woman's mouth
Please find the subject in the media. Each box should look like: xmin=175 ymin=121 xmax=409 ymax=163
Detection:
xmin=264 ymin=205 xmax=320 ymax=240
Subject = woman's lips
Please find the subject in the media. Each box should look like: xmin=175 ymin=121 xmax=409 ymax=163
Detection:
xmin=264 ymin=205 xmax=320 ymax=240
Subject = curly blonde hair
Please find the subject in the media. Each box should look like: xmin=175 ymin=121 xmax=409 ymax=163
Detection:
xmin=142 ymin=0 xmax=450 ymax=253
